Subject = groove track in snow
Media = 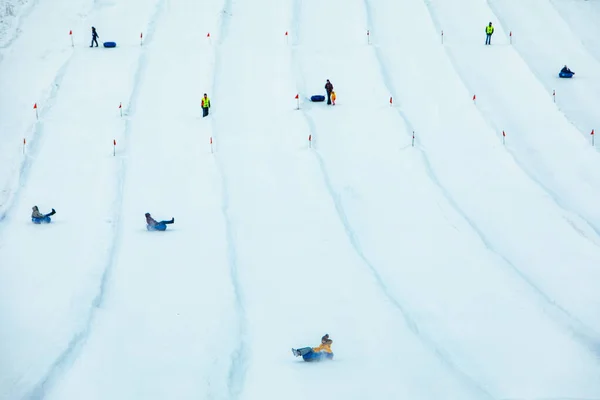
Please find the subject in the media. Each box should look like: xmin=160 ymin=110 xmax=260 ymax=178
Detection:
xmin=26 ymin=1 xmax=168 ymax=397
xmin=209 ymin=0 xmax=250 ymax=397
xmin=418 ymin=0 xmax=600 ymax=354
xmin=0 ymin=55 xmax=72 ymax=225
xmin=288 ymin=0 xmax=494 ymax=397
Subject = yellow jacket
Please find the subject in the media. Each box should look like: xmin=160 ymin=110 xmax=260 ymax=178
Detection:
xmin=312 ymin=342 xmax=333 ymax=354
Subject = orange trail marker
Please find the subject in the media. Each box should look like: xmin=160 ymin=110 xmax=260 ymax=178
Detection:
xmin=69 ymin=30 xmax=74 ymax=47
xmin=295 ymin=93 xmax=299 ymax=110
xmin=308 ymin=134 xmax=312 ymax=148
xmin=113 ymin=139 xmax=116 ymax=156
xmin=502 ymin=130 xmax=506 ymax=145
xmin=119 ymin=102 xmax=122 ymax=117
xmin=210 ymin=137 xmax=213 ymax=153
xmin=140 ymin=32 xmax=143 ymax=46
xmin=23 ymin=138 xmax=26 ymax=154
xmin=389 ymin=96 xmax=393 ymax=106
xmin=592 ymin=129 xmax=595 ymax=146
xmin=33 ymin=103 xmax=38 ymax=120
xmin=472 ymin=94 xmax=476 ymax=104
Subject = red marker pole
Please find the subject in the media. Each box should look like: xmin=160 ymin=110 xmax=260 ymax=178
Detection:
xmin=207 ymin=32 xmax=211 ymax=44
xmin=23 ymin=138 xmax=26 ymax=154
xmin=502 ymin=130 xmax=506 ymax=145
xmin=210 ymin=137 xmax=213 ymax=153
xmin=113 ymin=139 xmax=116 ymax=156
xmin=140 ymin=32 xmax=143 ymax=46
xmin=592 ymin=129 xmax=595 ymax=146
xmin=33 ymin=103 xmax=38 ymax=120
xmin=69 ymin=30 xmax=74 ymax=47
xmin=553 ymin=89 xmax=556 ymax=103
xmin=295 ymin=94 xmax=299 ymax=110
xmin=509 ymin=31 xmax=512 ymax=45
xmin=119 ymin=102 xmax=122 ymax=117
xmin=472 ymin=94 xmax=476 ymax=105
xmin=389 ymin=96 xmax=393 ymax=106
xmin=412 ymin=131 xmax=415 ymax=147
xmin=366 ymin=30 xmax=370 ymax=45
xmin=441 ymin=30 xmax=444 ymax=44
xmin=308 ymin=134 xmax=312 ymax=149
xmin=285 ymin=31 xmax=288 ymax=45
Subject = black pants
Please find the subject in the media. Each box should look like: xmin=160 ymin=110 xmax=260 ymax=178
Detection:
xmin=326 ymin=91 xmax=332 ymax=105
xmin=91 ymin=37 xmax=98 ymax=47
xmin=202 ymin=107 xmax=209 ymax=117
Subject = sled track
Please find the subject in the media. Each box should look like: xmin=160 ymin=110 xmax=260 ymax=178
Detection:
xmin=288 ymin=0 xmax=495 ymax=398
xmin=210 ymin=1 xmax=250 ymax=398
xmin=25 ymin=1 xmax=168 ymax=398
xmin=0 ymin=54 xmax=72 ymax=226
xmin=420 ymin=0 xmax=600 ymax=353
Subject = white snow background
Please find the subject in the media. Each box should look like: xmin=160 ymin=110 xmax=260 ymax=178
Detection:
xmin=1 ymin=0 xmax=600 ymax=399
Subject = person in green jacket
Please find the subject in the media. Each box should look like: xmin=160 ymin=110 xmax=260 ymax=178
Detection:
xmin=485 ymin=22 xmax=494 ymax=45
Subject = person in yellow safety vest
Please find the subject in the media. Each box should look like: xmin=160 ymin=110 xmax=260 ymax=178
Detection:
xmin=485 ymin=22 xmax=494 ymax=45
xmin=201 ymin=93 xmax=211 ymax=117
xmin=331 ymin=91 xmax=336 ymax=105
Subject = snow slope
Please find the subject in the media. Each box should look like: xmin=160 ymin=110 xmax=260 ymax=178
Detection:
xmin=1 ymin=0 xmax=600 ymax=398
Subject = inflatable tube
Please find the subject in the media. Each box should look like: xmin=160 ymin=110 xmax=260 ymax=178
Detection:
xmin=103 ymin=42 xmax=117 ymax=48
xmin=147 ymin=223 xmax=167 ymax=231
xmin=32 ymin=216 xmax=51 ymax=224
xmin=302 ymin=351 xmax=333 ymax=362
xmin=311 ymin=95 xmax=325 ymax=102
xmin=559 ymin=71 xmax=574 ymax=78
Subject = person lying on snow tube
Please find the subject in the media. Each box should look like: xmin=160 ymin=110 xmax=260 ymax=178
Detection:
xmin=31 ymin=206 xmax=56 ymax=224
xmin=559 ymin=65 xmax=574 ymax=78
xmin=292 ymin=334 xmax=334 ymax=362
xmin=145 ymin=213 xmax=174 ymax=231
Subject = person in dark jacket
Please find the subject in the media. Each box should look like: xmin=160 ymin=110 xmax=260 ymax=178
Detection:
xmin=145 ymin=213 xmax=175 ymax=231
xmin=561 ymin=65 xmax=574 ymax=74
xmin=31 ymin=206 xmax=56 ymax=224
xmin=324 ymin=79 xmax=334 ymax=105
xmin=201 ymin=93 xmax=211 ymax=117
xmin=90 ymin=27 xmax=99 ymax=47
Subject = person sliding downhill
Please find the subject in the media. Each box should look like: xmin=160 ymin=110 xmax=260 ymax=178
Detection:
xmin=292 ymin=334 xmax=334 ymax=362
xmin=145 ymin=213 xmax=175 ymax=231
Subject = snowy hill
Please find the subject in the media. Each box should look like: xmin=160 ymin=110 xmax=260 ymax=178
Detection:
xmin=1 ymin=0 xmax=600 ymax=399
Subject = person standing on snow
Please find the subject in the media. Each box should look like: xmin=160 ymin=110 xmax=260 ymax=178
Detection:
xmin=485 ymin=22 xmax=494 ymax=45
xmin=90 ymin=27 xmax=99 ymax=48
xmin=201 ymin=93 xmax=211 ymax=117
xmin=324 ymin=79 xmax=334 ymax=105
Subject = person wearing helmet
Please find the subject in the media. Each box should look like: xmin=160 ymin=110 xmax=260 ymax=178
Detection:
xmin=145 ymin=213 xmax=175 ymax=231
xmin=292 ymin=334 xmax=334 ymax=361
xmin=485 ymin=22 xmax=494 ymax=45
xmin=31 ymin=205 xmax=56 ymax=224
xmin=90 ymin=27 xmax=99 ymax=48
